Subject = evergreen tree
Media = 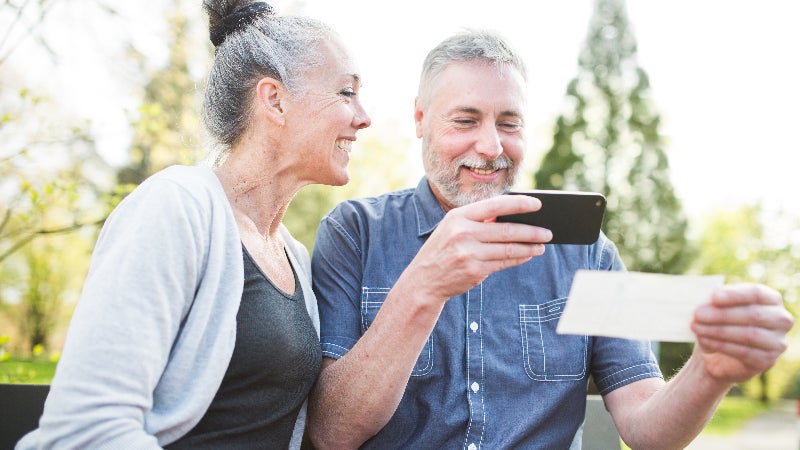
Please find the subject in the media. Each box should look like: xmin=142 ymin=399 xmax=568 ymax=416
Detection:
xmin=534 ymin=0 xmax=693 ymax=275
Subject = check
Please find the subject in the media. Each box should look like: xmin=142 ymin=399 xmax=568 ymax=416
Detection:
xmin=556 ymin=270 xmax=724 ymax=342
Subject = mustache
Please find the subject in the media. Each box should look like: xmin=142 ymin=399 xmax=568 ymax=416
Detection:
xmin=456 ymin=155 xmax=514 ymax=171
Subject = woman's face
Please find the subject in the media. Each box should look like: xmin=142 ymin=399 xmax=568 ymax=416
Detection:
xmin=283 ymin=38 xmax=371 ymax=187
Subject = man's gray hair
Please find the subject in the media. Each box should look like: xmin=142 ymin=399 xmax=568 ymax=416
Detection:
xmin=417 ymin=29 xmax=527 ymax=107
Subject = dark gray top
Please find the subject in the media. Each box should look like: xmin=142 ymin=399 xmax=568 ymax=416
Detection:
xmin=167 ymin=245 xmax=322 ymax=449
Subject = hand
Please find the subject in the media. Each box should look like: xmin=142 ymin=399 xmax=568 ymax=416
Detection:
xmin=691 ymin=283 xmax=794 ymax=383
xmin=402 ymin=194 xmax=552 ymax=301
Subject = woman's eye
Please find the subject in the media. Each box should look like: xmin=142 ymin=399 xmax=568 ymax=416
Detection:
xmin=339 ymin=88 xmax=356 ymax=98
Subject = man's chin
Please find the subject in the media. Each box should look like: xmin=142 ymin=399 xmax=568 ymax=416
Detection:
xmin=453 ymin=185 xmax=506 ymax=206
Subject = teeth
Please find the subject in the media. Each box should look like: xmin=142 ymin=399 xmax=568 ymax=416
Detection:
xmin=336 ymin=139 xmax=352 ymax=153
xmin=471 ymin=167 xmax=494 ymax=175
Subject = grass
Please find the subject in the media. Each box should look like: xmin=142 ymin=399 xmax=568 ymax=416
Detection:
xmin=702 ymin=395 xmax=770 ymax=435
xmin=0 ymin=358 xmax=57 ymax=384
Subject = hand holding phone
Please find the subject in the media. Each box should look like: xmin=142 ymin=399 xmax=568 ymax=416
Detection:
xmin=497 ymin=190 xmax=606 ymax=245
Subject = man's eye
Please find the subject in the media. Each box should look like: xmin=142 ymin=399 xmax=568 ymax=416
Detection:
xmin=339 ymin=88 xmax=356 ymax=98
xmin=500 ymin=122 xmax=523 ymax=131
xmin=454 ymin=119 xmax=476 ymax=126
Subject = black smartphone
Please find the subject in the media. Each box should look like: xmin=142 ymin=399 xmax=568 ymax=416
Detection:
xmin=497 ymin=190 xmax=606 ymax=245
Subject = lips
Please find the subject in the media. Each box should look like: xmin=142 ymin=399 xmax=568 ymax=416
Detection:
xmin=336 ymin=139 xmax=352 ymax=153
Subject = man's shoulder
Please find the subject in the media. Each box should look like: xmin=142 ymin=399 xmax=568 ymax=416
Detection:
xmin=331 ymin=187 xmax=418 ymax=215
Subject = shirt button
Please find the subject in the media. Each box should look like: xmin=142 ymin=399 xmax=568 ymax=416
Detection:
xmin=470 ymin=321 xmax=479 ymax=332
xmin=471 ymin=382 xmax=480 ymax=393
xmin=468 ymin=444 xmax=477 ymax=450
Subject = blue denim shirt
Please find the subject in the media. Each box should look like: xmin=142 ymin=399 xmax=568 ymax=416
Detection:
xmin=312 ymin=177 xmax=662 ymax=449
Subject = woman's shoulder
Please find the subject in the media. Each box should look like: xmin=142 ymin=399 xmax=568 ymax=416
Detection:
xmin=150 ymin=164 xmax=219 ymax=192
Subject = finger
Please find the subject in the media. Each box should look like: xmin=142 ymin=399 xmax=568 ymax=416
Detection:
xmin=694 ymin=303 xmax=794 ymax=331
xmin=692 ymin=321 xmax=790 ymax=352
xmin=710 ymin=283 xmax=783 ymax=307
xmin=473 ymin=220 xmax=553 ymax=244
xmin=696 ymin=334 xmax=787 ymax=370
xmin=457 ymin=194 xmax=541 ymax=223
xmin=472 ymin=241 xmax=547 ymax=262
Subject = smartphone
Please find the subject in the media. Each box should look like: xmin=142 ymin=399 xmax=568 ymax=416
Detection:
xmin=497 ymin=190 xmax=606 ymax=245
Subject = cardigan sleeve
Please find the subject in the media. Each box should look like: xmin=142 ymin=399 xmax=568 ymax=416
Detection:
xmin=21 ymin=173 xmax=215 ymax=449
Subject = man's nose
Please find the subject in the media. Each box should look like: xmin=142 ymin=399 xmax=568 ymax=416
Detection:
xmin=474 ymin=123 xmax=503 ymax=158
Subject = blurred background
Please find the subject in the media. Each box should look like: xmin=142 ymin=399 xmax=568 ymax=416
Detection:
xmin=1 ymin=0 xmax=798 ymax=442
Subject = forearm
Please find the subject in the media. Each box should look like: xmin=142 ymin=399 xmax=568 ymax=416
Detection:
xmin=308 ymin=281 xmax=445 ymax=449
xmin=612 ymin=353 xmax=732 ymax=449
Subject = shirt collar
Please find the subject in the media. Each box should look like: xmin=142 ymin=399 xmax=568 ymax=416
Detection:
xmin=411 ymin=176 xmax=447 ymax=238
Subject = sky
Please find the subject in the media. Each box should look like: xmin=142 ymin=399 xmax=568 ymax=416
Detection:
xmin=5 ymin=0 xmax=799 ymax=220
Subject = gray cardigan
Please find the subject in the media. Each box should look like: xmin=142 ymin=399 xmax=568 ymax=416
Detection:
xmin=17 ymin=165 xmax=319 ymax=449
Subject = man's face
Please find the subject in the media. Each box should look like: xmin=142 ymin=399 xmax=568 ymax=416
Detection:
xmin=414 ymin=61 xmax=527 ymax=210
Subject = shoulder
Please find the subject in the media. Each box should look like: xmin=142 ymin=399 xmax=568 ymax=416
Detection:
xmin=589 ymin=232 xmax=625 ymax=271
xmin=114 ymin=165 xmax=227 ymax=220
xmin=144 ymin=165 xmax=224 ymax=202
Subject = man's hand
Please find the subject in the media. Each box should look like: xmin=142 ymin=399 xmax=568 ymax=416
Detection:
xmin=404 ymin=194 xmax=552 ymax=301
xmin=691 ymin=283 xmax=794 ymax=383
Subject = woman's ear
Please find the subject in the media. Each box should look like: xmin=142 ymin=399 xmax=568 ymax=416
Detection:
xmin=256 ymin=77 xmax=286 ymax=127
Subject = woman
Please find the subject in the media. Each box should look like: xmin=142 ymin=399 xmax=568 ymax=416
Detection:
xmin=17 ymin=1 xmax=370 ymax=448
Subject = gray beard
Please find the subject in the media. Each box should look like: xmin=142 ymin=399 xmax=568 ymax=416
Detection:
xmin=426 ymin=153 xmax=517 ymax=208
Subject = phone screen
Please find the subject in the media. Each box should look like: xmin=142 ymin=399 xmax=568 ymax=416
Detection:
xmin=497 ymin=190 xmax=606 ymax=245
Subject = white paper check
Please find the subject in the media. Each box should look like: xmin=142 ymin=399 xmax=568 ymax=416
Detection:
xmin=556 ymin=270 xmax=724 ymax=342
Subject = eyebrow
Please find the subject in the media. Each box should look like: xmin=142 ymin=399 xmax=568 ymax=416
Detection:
xmin=348 ymin=73 xmax=362 ymax=87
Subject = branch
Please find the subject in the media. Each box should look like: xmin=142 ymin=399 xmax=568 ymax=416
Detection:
xmin=0 ymin=215 xmax=106 ymax=263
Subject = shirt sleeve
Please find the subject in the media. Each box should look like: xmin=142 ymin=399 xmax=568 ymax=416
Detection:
xmin=311 ymin=204 xmax=365 ymax=360
xmin=589 ymin=232 xmax=664 ymax=394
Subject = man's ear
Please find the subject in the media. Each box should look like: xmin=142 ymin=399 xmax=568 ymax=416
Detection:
xmin=414 ymin=97 xmax=424 ymax=138
xmin=256 ymin=77 xmax=286 ymax=127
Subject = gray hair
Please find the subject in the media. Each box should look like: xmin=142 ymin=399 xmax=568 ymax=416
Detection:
xmin=202 ymin=1 xmax=334 ymax=163
xmin=417 ymin=29 xmax=528 ymax=107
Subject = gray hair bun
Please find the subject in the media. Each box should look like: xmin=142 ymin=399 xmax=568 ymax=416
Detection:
xmin=209 ymin=1 xmax=275 ymax=47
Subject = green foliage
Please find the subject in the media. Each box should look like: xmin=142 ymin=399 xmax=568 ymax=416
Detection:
xmin=692 ymin=205 xmax=800 ymax=401
xmin=117 ymin=7 xmax=206 ymax=187
xmin=1 ymin=0 xmax=206 ymax=357
xmin=533 ymin=0 xmax=692 ymax=275
xmin=703 ymin=396 xmax=770 ymax=435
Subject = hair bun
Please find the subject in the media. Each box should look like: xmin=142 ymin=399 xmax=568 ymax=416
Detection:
xmin=210 ymin=2 xmax=275 ymax=47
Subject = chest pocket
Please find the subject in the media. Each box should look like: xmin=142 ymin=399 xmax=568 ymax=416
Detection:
xmin=361 ymin=287 xmax=433 ymax=376
xmin=519 ymin=298 xmax=587 ymax=381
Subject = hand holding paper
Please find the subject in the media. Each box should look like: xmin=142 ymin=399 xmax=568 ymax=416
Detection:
xmin=556 ymin=270 xmax=724 ymax=342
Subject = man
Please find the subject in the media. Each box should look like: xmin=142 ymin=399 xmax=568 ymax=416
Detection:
xmin=307 ymin=30 xmax=793 ymax=449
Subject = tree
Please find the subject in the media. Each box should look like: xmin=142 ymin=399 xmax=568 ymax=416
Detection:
xmin=0 ymin=1 xmax=122 ymax=264
xmin=1 ymin=0 xmax=203 ymax=354
xmin=116 ymin=0 xmax=206 ymax=187
xmin=7 ymin=234 xmax=90 ymax=352
xmin=533 ymin=0 xmax=692 ymax=275
xmin=0 ymin=70 xmax=112 ymax=265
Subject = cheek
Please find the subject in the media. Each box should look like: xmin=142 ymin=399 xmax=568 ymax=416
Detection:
xmin=502 ymin=135 xmax=526 ymax=163
xmin=430 ymin=127 xmax=472 ymax=159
